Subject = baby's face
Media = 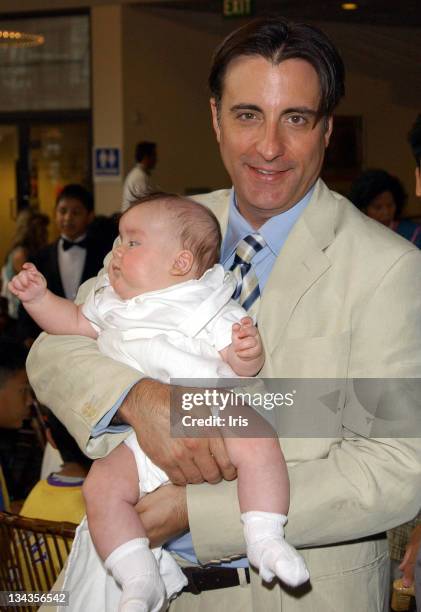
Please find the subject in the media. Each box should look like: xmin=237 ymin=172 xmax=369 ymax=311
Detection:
xmin=109 ymin=204 xmax=181 ymax=300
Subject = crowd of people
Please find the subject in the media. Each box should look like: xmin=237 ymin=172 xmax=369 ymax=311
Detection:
xmin=1 ymin=15 xmax=421 ymax=612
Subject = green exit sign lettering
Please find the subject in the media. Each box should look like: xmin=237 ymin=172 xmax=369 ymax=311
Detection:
xmin=223 ymin=0 xmax=253 ymax=18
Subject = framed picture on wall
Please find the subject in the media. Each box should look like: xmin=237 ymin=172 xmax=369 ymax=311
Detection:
xmin=322 ymin=115 xmax=363 ymax=196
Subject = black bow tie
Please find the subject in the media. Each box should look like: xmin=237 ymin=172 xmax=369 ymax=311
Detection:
xmin=62 ymin=237 xmax=88 ymax=251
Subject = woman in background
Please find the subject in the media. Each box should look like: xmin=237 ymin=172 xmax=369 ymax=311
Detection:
xmin=1 ymin=209 xmax=49 ymax=319
xmin=349 ymin=168 xmax=421 ymax=247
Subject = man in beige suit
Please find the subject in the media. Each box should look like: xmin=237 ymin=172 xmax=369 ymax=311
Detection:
xmin=28 ymin=17 xmax=421 ymax=611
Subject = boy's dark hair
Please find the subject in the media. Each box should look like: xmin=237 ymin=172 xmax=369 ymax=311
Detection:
xmin=135 ymin=141 xmax=156 ymax=163
xmin=56 ymin=184 xmax=94 ymax=213
xmin=0 ymin=337 xmax=28 ymax=388
xmin=46 ymin=411 xmax=92 ymax=469
xmin=209 ymin=16 xmax=345 ymax=122
xmin=126 ymin=191 xmax=222 ymax=277
xmin=408 ymin=114 xmax=421 ymax=167
xmin=349 ymin=169 xmax=407 ymax=218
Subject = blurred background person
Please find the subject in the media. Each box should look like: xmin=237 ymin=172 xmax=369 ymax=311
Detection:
xmin=20 ymin=410 xmax=91 ymax=524
xmin=349 ymin=168 xmax=421 ymax=247
xmin=1 ymin=208 xmax=49 ymax=321
xmin=17 ymin=184 xmax=111 ymax=344
xmin=122 ymin=141 xmax=157 ymax=211
xmin=0 ymin=337 xmax=35 ymax=511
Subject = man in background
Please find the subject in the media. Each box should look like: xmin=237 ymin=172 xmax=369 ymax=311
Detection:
xmin=0 ymin=337 xmax=32 ymax=511
xmin=122 ymin=141 xmax=157 ymax=211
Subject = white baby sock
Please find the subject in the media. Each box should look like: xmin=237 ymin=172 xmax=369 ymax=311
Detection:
xmin=241 ymin=511 xmax=310 ymax=587
xmin=105 ymin=538 xmax=166 ymax=612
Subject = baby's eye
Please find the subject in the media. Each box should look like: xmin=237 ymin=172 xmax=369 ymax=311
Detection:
xmin=128 ymin=240 xmax=140 ymax=247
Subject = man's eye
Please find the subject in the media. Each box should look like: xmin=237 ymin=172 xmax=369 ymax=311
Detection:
xmin=287 ymin=115 xmax=307 ymax=125
xmin=237 ymin=112 xmax=257 ymax=121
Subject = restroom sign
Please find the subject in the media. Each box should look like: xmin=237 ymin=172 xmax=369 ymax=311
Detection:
xmin=94 ymin=147 xmax=121 ymax=178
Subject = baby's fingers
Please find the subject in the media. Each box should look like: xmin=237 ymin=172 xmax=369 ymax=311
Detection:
xmin=22 ymin=262 xmax=37 ymax=273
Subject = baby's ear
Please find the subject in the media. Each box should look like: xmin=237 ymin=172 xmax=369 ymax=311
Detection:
xmin=172 ymin=250 xmax=194 ymax=276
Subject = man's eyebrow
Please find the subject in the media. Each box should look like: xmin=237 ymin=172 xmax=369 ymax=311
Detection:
xmin=281 ymin=107 xmax=318 ymax=116
xmin=230 ymin=104 xmax=262 ymax=113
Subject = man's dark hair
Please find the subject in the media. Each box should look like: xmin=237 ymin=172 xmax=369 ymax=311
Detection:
xmin=0 ymin=337 xmax=28 ymax=388
xmin=55 ymin=184 xmax=94 ymax=213
xmin=408 ymin=114 xmax=421 ymax=167
xmin=209 ymin=16 xmax=345 ymax=121
xmin=349 ymin=169 xmax=407 ymax=218
xmin=46 ymin=411 xmax=92 ymax=469
xmin=135 ymin=141 xmax=156 ymax=163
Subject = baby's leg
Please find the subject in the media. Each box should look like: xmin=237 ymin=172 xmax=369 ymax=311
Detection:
xmin=83 ymin=444 xmax=165 ymax=612
xmin=225 ymin=437 xmax=309 ymax=587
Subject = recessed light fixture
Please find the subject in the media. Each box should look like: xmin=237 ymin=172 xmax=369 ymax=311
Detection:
xmin=0 ymin=30 xmax=45 ymax=48
xmin=342 ymin=2 xmax=358 ymax=9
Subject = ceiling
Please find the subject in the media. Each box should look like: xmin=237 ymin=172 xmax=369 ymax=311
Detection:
xmin=138 ymin=0 xmax=421 ymax=28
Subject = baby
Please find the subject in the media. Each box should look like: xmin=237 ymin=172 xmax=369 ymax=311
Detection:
xmin=10 ymin=193 xmax=309 ymax=611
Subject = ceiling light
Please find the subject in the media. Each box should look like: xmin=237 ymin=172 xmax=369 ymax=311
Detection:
xmin=0 ymin=30 xmax=45 ymax=48
xmin=342 ymin=2 xmax=358 ymax=9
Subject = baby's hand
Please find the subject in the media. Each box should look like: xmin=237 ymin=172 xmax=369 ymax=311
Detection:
xmin=232 ymin=316 xmax=263 ymax=362
xmin=8 ymin=263 xmax=47 ymax=304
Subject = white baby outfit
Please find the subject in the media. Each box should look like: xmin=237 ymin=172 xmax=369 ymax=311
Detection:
xmin=83 ymin=264 xmax=246 ymax=492
xmin=61 ymin=265 xmax=247 ymax=611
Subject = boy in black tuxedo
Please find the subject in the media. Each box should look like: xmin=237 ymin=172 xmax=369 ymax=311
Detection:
xmin=18 ymin=184 xmax=112 ymax=343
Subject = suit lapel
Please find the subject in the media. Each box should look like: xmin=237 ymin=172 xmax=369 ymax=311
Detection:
xmin=197 ymin=182 xmax=339 ymax=355
xmin=258 ymin=180 xmax=338 ymax=354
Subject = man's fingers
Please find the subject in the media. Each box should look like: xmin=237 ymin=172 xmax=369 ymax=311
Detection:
xmin=192 ymin=449 xmax=222 ymax=484
xmin=209 ymin=437 xmax=237 ymax=481
xmin=164 ymin=464 xmax=188 ymax=486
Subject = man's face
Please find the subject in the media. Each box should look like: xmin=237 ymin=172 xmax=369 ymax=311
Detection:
xmin=109 ymin=204 xmax=181 ymax=299
xmin=55 ymin=197 xmax=93 ymax=241
xmin=211 ymin=56 xmax=332 ymax=227
xmin=0 ymin=369 xmax=32 ymax=429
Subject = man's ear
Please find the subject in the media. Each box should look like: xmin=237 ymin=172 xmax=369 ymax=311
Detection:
xmin=415 ymin=166 xmax=421 ymax=198
xmin=172 ymin=250 xmax=194 ymax=276
xmin=324 ymin=116 xmax=333 ymax=148
xmin=210 ymin=98 xmax=221 ymax=143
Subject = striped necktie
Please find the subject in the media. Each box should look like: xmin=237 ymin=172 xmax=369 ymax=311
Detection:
xmin=230 ymin=234 xmax=266 ymax=317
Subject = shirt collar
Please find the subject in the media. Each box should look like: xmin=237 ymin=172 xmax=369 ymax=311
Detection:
xmin=60 ymin=233 xmax=87 ymax=244
xmin=221 ymin=184 xmax=315 ymax=263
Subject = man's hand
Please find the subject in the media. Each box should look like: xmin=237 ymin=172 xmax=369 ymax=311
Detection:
xmin=399 ymin=523 xmax=421 ymax=587
xmin=118 ymin=379 xmax=237 ymax=485
xmin=135 ymin=484 xmax=188 ymax=548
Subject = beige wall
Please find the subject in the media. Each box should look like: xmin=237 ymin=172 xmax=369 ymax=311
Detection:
xmin=121 ymin=6 xmax=229 ymax=198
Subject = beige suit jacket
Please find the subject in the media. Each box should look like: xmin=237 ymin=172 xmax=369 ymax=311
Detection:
xmin=28 ymin=180 xmax=421 ymax=611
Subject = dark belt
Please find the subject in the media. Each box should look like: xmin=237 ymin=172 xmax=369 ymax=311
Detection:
xmin=182 ymin=566 xmax=250 ymax=594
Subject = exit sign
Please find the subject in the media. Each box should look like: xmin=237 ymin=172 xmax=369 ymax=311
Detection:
xmin=223 ymin=0 xmax=253 ymax=18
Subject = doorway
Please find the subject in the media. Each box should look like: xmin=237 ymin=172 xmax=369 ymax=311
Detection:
xmin=0 ymin=116 xmax=91 ymax=266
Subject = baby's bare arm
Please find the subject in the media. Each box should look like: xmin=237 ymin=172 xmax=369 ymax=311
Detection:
xmin=220 ymin=316 xmax=265 ymax=377
xmin=9 ymin=262 xmax=97 ymax=338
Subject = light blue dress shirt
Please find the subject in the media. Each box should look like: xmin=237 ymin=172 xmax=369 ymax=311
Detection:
xmin=92 ymin=185 xmax=314 ymax=565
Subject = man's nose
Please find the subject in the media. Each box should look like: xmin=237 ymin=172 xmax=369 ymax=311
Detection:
xmin=255 ymin=120 xmax=285 ymax=161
